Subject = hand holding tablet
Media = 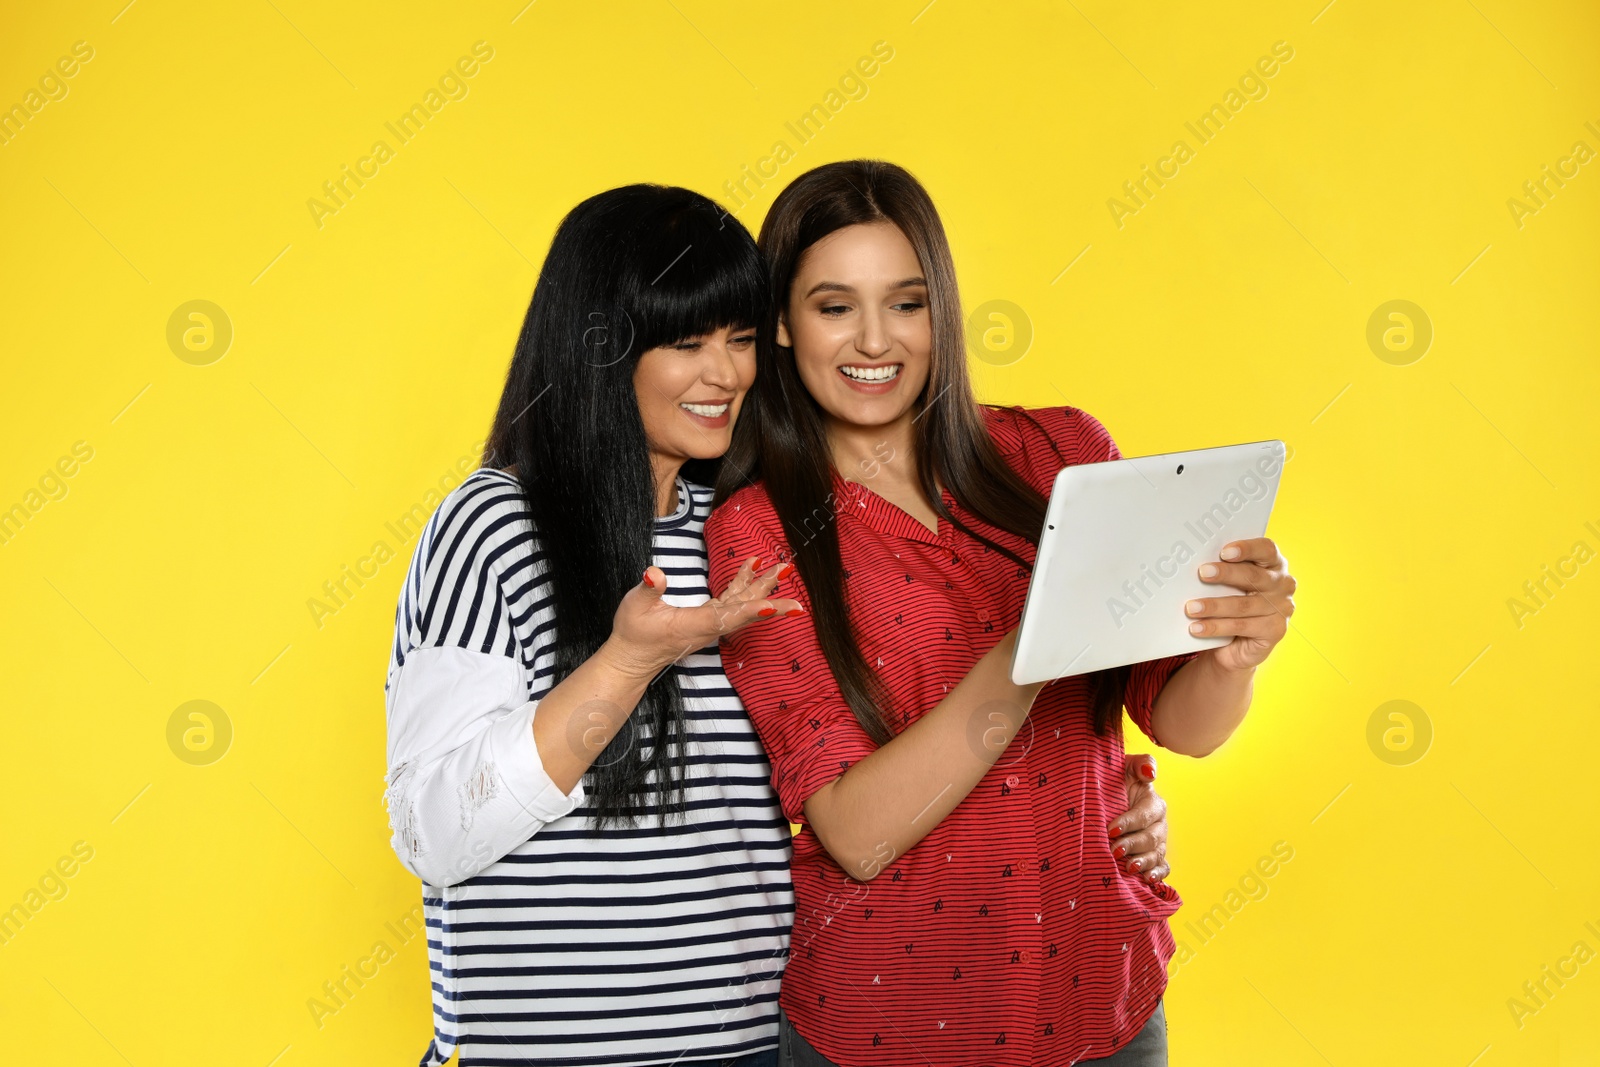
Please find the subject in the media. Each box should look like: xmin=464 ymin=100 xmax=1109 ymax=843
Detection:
xmin=1010 ymin=440 xmax=1288 ymax=686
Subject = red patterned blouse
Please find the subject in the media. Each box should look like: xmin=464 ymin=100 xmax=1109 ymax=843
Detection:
xmin=704 ymin=405 xmax=1203 ymax=1066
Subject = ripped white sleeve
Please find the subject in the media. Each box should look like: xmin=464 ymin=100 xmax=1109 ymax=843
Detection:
xmin=384 ymin=645 xmax=585 ymax=887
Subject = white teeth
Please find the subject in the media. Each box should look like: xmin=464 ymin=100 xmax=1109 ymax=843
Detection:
xmin=840 ymin=364 xmax=901 ymax=382
xmin=680 ymin=402 xmax=729 ymax=417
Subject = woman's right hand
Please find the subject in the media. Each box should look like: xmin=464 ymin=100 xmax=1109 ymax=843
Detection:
xmin=603 ymin=558 xmax=804 ymax=680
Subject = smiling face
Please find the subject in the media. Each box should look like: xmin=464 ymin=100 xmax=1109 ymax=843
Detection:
xmin=777 ymin=221 xmax=932 ymax=433
xmin=633 ymin=323 xmax=757 ymax=480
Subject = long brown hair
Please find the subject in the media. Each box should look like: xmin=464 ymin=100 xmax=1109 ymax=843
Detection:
xmin=715 ymin=160 xmax=1129 ymax=742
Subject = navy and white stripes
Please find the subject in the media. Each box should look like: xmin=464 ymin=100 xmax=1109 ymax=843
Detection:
xmin=384 ymin=468 xmax=793 ymax=1066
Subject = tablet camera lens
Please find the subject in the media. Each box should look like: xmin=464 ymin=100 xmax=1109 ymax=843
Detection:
xmin=1176 ymin=464 xmax=1184 ymax=475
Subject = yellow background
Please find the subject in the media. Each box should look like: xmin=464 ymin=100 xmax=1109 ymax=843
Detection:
xmin=3 ymin=0 xmax=1597 ymax=1063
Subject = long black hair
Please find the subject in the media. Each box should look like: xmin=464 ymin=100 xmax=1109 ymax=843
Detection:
xmin=716 ymin=160 xmax=1131 ymax=741
xmin=485 ymin=184 xmax=767 ymax=826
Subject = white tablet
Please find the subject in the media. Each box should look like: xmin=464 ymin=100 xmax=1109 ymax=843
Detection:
xmin=1010 ymin=439 xmax=1286 ymax=685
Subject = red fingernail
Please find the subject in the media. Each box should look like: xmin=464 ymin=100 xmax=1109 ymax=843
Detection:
xmin=778 ymin=563 xmax=795 ymax=579
xmin=1113 ymin=846 xmax=1126 ymax=859
xmin=753 ymin=558 xmax=768 ymax=571
xmin=758 ymin=606 xmax=776 ymax=617
xmin=642 ymin=570 xmax=655 ymax=588
xmin=1108 ymin=824 xmax=1123 ymax=838
xmin=1130 ymin=859 xmax=1142 ymax=871
xmin=785 ymin=607 xmax=805 ymax=617
xmin=1139 ymin=764 xmax=1155 ymax=780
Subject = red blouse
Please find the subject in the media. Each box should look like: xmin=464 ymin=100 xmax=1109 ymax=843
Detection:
xmin=705 ymin=405 xmax=1203 ymax=1066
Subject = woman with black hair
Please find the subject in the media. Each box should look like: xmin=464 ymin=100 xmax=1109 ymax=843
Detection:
xmin=382 ymin=184 xmax=802 ymax=1067
xmin=707 ymin=160 xmax=1298 ymax=1066
xmin=383 ymin=182 xmax=1176 ymax=1067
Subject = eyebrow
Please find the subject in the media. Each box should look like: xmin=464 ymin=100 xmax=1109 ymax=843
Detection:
xmin=803 ymin=277 xmax=928 ymax=299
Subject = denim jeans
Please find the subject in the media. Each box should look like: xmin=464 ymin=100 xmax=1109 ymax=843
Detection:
xmin=1082 ymin=1000 xmax=1167 ymax=1065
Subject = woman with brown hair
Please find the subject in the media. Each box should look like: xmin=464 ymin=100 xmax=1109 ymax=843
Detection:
xmin=706 ymin=160 xmax=1297 ymax=1065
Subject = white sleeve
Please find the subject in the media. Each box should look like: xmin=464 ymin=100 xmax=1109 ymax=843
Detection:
xmin=384 ymin=644 xmax=586 ymax=888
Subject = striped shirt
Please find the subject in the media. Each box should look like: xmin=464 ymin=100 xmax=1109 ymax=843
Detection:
xmin=383 ymin=468 xmax=794 ymax=1067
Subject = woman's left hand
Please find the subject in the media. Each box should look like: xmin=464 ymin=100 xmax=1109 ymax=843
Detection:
xmin=1109 ymin=754 xmax=1168 ymax=884
xmin=1186 ymin=536 xmax=1296 ymax=673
